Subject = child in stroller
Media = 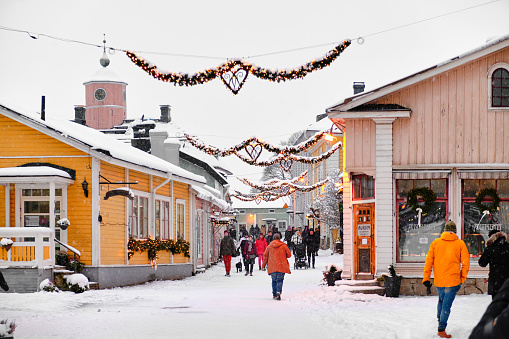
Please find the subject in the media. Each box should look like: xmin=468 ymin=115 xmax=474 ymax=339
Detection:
xmin=293 ymin=243 xmax=308 ymax=269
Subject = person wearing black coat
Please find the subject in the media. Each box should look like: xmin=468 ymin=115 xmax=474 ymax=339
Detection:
xmin=478 ymin=230 xmax=509 ymax=299
xmin=469 ymin=277 xmax=509 ymax=338
xmin=304 ymin=230 xmax=318 ymax=268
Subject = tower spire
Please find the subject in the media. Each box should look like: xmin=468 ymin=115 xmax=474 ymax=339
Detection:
xmin=100 ymin=34 xmax=110 ymax=68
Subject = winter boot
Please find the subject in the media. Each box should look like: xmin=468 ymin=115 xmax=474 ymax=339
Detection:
xmin=250 ymin=272 xmax=253 ymax=276
xmin=245 ymin=271 xmax=249 ymax=276
xmin=437 ymin=331 xmax=451 ymax=338
xmin=275 ymin=292 xmax=281 ymax=300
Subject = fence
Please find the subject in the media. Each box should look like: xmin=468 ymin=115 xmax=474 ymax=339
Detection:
xmin=0 ymin=227 xmax=55 ymax=269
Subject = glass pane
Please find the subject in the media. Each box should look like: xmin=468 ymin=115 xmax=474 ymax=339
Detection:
xmin=463 ymin=201 xmax=508 ymax=260
xmin=360 ymin=177 xmax=367 ymax=199
xmin=398 ymin=201 xmax=446 ymax=262
xmin=431 ymin=179 xmax=447 ymax=198
xmin=398 ymin=180 xmax=413 ymax=198
xmin=464 ymin=180 xmax=479 ymax=198
xmin=493 ymin=97 xmax=501 ymax=106
xmin=24 ymin=201 xmax=49 ymax=213
xmin=480 ymin=179 xmax=496 ymax=190
xmin=498 ymin=180 xmax=509 ymax=198
xmin=32 ymin=189 xmax=42 ymax=196
xmin=42 ymin=189 xmax=49 ymax=196
xmin=367 ymin=177 xmax=374 ymax=198
xmin=415 ymin=180 xmax=430 ymax=189
xmin=55 ymin=189 xmax=62 ymax=196
xmin=22 ymin=189 xmax=31 ymax=196
xmin=493 ymin=78 xmax=501 ymax=87
xmin=55 ymin=201 xmax=61 ymax=213
xmin=502 ymin=98 xmax=509 ymax=107
xmin=353 ymin=178 xmax=360 ymax=199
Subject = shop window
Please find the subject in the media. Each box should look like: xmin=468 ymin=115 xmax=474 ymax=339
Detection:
xmin=463 ymin=179 xmax=509 ymax=260
xmin=128 ymin=195 xmax=148 ymax=239
xmin=396 ymin=179 xmax=448 ymax=262
xmin=352 ymin=175 xmax=374 ymax=200
xmin=176 ymin=200 xmax=185 ymax=240
xmin=155 ymin=199 xmax=171 ymax=240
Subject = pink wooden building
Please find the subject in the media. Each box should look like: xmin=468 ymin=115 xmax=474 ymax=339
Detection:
xmin=327 ymin=35 xmax=509 ymax=295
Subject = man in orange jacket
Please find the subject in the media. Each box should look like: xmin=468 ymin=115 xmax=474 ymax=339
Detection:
xmin=423 ymin=220 xmax=470 ymax=338
xmin=262 ymin=233 xmax=291 ymax=300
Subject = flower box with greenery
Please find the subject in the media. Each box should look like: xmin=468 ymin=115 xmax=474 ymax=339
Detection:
xmin=322 ymin=264 xmax=342 ymax=286
xmin=56 ymin=218 xmax=70 ymax=230
xmin=380 ymin=265 xmax=402 ymax=297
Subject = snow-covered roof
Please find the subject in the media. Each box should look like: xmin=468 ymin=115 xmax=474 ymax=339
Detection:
xmin=83 ymin=67 xmax=127 ymax=85
xmin=0 ymin=102 xmax=206 ymax=185
xmin=327 ymin=34 xmax=509 ymax=112
xmin=0 ymin=166 xmax=70 ymax=178
xmin=192 ymin=185 xmax=230 ymax=210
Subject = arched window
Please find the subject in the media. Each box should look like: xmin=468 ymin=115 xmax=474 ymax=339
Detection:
xmin=491 ymin=67 xmax=509 ymax=107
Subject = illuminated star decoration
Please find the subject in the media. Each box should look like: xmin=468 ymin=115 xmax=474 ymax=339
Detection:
xmin=184 ymin=131 xmax=342 ymax=172
xmin=126 ymin=40 xmax=351 ymax=94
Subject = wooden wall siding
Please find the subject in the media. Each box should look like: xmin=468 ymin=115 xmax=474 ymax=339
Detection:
xmin=0 ymin=115 xmax=96 ymax=263
xmin=99 ymin=162 xmax=127 ymax=265
xmin=153 ymin=176 xmax=171 ymax=197
xmin=127 ymin=170 xmax=150 ymax=192
xmin=373 ymin=47 xmax=509 ymax=166
xmin=345 ymin=119 xmax=376 ymax=170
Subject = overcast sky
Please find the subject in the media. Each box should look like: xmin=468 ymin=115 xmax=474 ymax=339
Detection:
xmin=1 ymin=0 xmax=508 ymax=205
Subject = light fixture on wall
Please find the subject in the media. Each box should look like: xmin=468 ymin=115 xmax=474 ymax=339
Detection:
xmin=82 ymin=178 xmax=89 ymax=198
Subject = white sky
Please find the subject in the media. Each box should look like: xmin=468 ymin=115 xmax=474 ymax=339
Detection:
xmin=1 ymin=0 xmax=508 ymax=203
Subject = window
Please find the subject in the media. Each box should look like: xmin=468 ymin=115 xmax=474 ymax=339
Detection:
xmin=176 ymin=200 xmax=185 ymax=240
xmin=21 ymin=188 xmax=63 ymax=228
xmin=196 ymin=210 xmax=205 ymax=257
xmin=239 ymin=210 xmax=246 ymax=214
xmin=269 ymin=209 xmax=275 ymax=213
xmin=155 ymin=199 xmax=171 ymax=239
xmin=488 ymin=64 xmax=509 ymax=109
xmin=278 ymin=220 xmax=287 ymax=230
xmin=352 ymin=175 xmax=375 ymax=200
xmin=463 ymin=179 xmax=509 ymax=260
xmin=396 ymin=179 xmax=448 ymax=262
xmin=129 ymin=195 xmax=148 ymax=238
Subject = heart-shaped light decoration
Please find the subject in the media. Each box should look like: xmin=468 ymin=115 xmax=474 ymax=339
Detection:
xmin=221 ymin=65 xmax=249 ymax=95
xmin=279 ymin=158 xmax=294 ymax=172
xmin=245 ymin=143 xmax=262 ymax=161
xmin=254 ymin=196 xmax=262 ymax=205
xmin=279 ymin=185 xmax=290 ymax=196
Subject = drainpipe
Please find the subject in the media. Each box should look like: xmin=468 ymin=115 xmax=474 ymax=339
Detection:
xmin=150 ymin=173 xmax=172 ymax=239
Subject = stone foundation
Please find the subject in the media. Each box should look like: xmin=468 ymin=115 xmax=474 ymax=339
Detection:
xmin=393 ymin=277 xmax=488 ymax=296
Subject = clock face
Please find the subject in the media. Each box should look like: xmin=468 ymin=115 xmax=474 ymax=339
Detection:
xmin=94 ymin=88 xmax=106 ymax=101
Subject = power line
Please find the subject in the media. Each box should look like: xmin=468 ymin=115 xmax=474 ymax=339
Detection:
xmin=0 ymin=0 xmax=501 ymax=60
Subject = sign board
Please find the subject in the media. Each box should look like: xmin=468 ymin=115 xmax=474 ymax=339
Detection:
xmin=357 ymin=224 xmax=371 ymax=237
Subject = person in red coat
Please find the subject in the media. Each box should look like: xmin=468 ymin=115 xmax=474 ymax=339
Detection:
xmin=255 ymin=233 xmax=268 ymax=271
xmin=262 ymin=233 xmax=291 ymax=300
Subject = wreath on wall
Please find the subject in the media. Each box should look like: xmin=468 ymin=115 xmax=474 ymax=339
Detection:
xmin=407 ymin=187 xmax=437 ymax=214
xmin=475 ymin=188 xmax=500 ymax=213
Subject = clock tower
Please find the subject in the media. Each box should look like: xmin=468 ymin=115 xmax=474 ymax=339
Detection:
xmin=83 ymin=40 xmax=127 ymax=130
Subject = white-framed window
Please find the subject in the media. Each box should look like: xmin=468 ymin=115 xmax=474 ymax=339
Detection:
xmin=176 ymin=199 xmax=186 ymax=240
xmin=196 ymin=210 xmax=205 ymax=258
xmin=155 ymin=198 xmax=171 ymax=240
xmin=128 ymin=192 xmax=149 ymax=239
xmin=239 ymin=210 xmax=246 ymax=214
xmin=488 ymin=63 xmax=509 ymax=109
xmin=278 ymin=220 xmax=287 ymax=230
xmin=21 ymin=187 xmax=63 ymax=228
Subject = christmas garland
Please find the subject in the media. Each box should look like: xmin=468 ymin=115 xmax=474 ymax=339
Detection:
xmin=475 ymin=188 xmax=500 ymax=213
xmin=128 ymin=237 xmax=190 ymax=261
xmin=232 ymin=178 xmax=328 ymax=202
xmin=238 ymin=171 xmax=308 ymax=191
xmin=406 ymin=187 xmax=437 ymax=214
xmin=126 ymin=40 xmax=351 ymax=94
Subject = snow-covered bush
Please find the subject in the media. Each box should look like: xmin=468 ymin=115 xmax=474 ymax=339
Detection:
xmin=39 ymin=278 xmax=59 ymax=292
xmin=65 ymin=273 xmax=89 ymax=294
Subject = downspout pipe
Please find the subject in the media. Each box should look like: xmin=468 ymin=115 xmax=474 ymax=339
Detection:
xmin=150 ymin=172 xmax=172 ymax=239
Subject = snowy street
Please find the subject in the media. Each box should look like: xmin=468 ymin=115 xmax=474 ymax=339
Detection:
xmin=0 ymin=250 xmax=492 ymax=339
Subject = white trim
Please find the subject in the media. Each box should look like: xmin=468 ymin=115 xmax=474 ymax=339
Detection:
xmin=85 ymin=104 xmax=127 ymax=110
xmin=487 ymin=62 xmax=509 ymax=110
xmin=331 ymin=111 xmax=410 ymax=120
xmin=176 ymin=199 xmax=186 ymax=241
xmin=4 ymin=184 xmax=9 ymax=227
xmin=91 ymin=157 xmax=101 ymax=265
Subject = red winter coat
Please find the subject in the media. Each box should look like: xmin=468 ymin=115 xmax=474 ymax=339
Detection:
xmin=255 ymin=238 xmax=268 ymax=255
xmin=262 ymin=239 xmax=291 ymax=275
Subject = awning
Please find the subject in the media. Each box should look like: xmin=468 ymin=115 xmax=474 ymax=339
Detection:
xmin=262 ymin=218 xmax=277 ymax=221
xmin=393 ymin=171 xmax=450 ymax=180
xmin=457 ymin=170 xmax=509 ymax=180
xmin=0 ymin=166 xmax=74 ymax=184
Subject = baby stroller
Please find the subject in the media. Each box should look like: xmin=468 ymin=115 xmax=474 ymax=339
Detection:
xmin=293 ymin=243 xmax=308 ymax=269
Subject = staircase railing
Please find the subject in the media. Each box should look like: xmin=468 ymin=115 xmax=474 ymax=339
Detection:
xmin=0 ymin=227 xmax=54 ymax=269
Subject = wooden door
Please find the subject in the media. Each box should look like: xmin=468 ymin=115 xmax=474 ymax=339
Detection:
xmin=353 ymin=204 xmax=375 ymax=279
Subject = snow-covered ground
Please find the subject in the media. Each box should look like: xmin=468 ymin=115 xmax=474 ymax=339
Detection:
xmin=0 ymin=250 xmax=491 ymax=339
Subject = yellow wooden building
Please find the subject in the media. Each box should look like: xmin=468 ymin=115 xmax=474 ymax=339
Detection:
xmin=0 ymin=102 xmax=206 ymax=291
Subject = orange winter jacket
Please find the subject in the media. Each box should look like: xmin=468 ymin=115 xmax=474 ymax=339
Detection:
xmin=423 ymin=232 xmax=470 ymax=287
xmin=262 ymin=239 xmax=291 ymax=275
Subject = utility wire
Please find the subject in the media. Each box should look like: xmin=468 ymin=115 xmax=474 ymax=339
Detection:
xmin=0 ymin=0 xmax=501 ymax=60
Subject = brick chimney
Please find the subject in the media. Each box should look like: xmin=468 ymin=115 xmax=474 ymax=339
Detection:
xmin=74 ymin=105 xmax=86 ymax=125
xmin=159 ymin=105 xmax=171 ymax=123
xmin=353 ymin=82 xmax=365 ymax=95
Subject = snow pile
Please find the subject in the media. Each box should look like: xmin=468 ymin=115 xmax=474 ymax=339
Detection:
xmin=39 ymin=279 xmax=59 ymax=292
xmin=0 ymin=238 xmax=13 ymax=246
xmin=64 ymin=273 xmax=89 ymax=293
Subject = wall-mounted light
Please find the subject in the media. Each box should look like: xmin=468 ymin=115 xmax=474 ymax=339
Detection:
xmin=82 ymin=178 xmax=89 ymax=198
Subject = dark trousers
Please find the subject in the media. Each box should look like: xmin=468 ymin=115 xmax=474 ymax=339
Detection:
xmin=307 ymin=249 xmax=315 ymax=267
xmin=244 ymin=258 xmax=254 ymax=273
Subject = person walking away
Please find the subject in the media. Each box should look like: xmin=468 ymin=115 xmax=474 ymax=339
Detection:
xmin=262 ymin=233 xmax=291 ymax=300
xmin=468 ymin=276 xmax=509 ymax=338
xmin=422 ymin=220 xmax=470 ymax=338
xmin=478 ymin=229 xmax=509 ymax=299
xmin=284 ymin=226 xmax=293 ymax=246
xmin=291 ymin=230 xmax=303 ymax=257
xmin=255 ymin=233 xmax=268 ymax=270
xmin=243 ymin=235 xmax=257 ymax=276
xmin=302 ymin=226 xmax=310 ymax=239
xmin=237 ymin=233 xmax=249 ymax=273
xmin=314 ymin=227 xmax=320 ymax=256
xmin=219 ymin=230 xmax=236 ymax=277
xmin=304 ymin=230 xmax=317 ymax=268
xmin=266 ymin=231 xmax=273 ymax=245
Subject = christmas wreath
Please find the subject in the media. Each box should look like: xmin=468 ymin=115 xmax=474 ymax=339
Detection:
xmin=475 ymin=188 xmax=500 ymax=213
xmin=407 ymin=187 xmax=437 ymax=214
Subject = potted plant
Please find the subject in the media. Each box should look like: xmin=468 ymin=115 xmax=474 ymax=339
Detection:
xmin=323 ymin=264 xmax=341 ymax=286
xmin=57 ymin=218 xmax=70 ymax=230
xmin=0 ymin=319 xmax=16 ymax=338
xmin=383 ymin=264 xmax=402 ymax=297
xmin=0 ymin=238 xmax=13 ymax=252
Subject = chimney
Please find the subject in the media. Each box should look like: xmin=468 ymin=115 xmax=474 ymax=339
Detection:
xmin=41 ymin=96 xmax=45 ymax=121
xmin=353 ymin=82 xmax=365 ymax=95
xmin=74 ymin=105 xmax=86 ymax=125
xmin=159 ymin=105 xmax=171 ymax=123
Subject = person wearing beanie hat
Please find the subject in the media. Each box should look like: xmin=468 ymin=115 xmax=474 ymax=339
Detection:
xmin=423 ymin=220 xmax=470 ymax=338
xmin=478 ymin=228 xmax=509 ymax=299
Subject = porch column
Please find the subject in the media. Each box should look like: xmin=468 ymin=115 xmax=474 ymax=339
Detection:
xmin=91 ymin=157 xmax=101 ymax=266
xmin=4 ymin=184 xmax=9 ymax=227
xmin=49 ymin=182 xmax=55 ymax=230
xmin=372 ymin=118 xmax=396 ymax=275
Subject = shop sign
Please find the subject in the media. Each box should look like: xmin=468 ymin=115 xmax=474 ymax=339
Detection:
xmin=358 ymin=224 xmax=371 ymax=237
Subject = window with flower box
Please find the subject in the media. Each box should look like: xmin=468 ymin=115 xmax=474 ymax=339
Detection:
xmin=128 ymin=195 xmax=148 ymax=239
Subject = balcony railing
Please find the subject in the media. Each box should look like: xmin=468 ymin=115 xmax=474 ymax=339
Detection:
xmin=0 ymin=227 xmax=55 ymax=269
